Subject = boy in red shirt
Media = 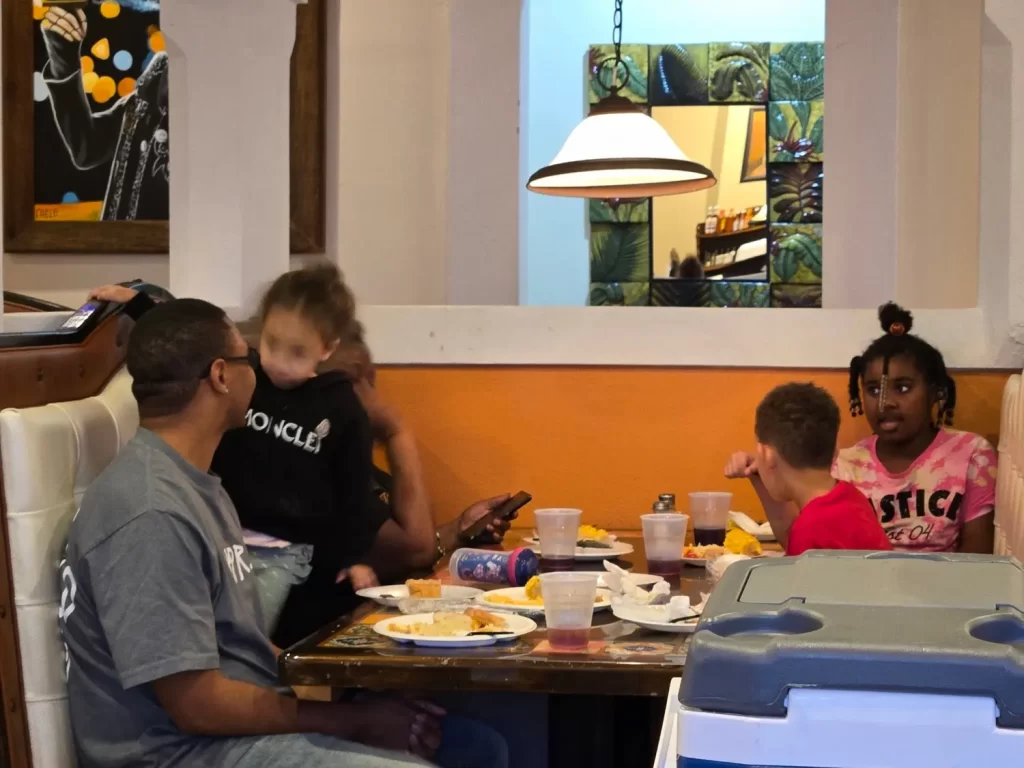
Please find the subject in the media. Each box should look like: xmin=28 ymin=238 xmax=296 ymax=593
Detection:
xmin=725 ymin=382 xmax=891 ymax=556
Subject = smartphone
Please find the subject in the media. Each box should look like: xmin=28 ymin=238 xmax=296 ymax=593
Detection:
xmin=58 ymin=299 xmax=109 ymax=331
xmin=461 ymin=491 xmax=532 ymax=542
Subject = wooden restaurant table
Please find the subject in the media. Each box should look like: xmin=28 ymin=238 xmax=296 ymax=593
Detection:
xmin=280 ymin=535 xmax=715 ymax=767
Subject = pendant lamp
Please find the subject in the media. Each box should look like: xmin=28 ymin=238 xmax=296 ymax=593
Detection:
xmin=527 ymin=0 xmax=717 ymax=199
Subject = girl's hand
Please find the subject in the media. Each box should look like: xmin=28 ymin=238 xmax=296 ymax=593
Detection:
xmin=88 ymin=284 xmax=139 ymax=304
xmin=724 ymin=451 xmax=758 ymax=479
xmin=336 ymin=564 xmax=379 ymax=590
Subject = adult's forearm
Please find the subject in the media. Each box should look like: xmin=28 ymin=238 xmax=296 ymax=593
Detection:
xmin=382 ymin=431 xmax=435 ymax=552
xmin=154 ymin=670 xmax=360 ymax=739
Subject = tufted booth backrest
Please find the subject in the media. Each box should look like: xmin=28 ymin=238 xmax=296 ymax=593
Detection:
xmin=996 ymin=373 xmax=1024 ymax=559
xmin=0 ymin=368 xmax=138 ymax=767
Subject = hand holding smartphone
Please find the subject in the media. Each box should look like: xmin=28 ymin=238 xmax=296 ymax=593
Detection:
xmin=459 ymin=491 xmax=532 ymax=543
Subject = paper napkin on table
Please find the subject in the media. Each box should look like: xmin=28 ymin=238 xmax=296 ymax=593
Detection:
xmin=729 ymin=510 xmax=775 ymax=540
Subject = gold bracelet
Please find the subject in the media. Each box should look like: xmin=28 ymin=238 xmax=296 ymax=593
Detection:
xmin=434 ymin=531 xmax=446 ymax=562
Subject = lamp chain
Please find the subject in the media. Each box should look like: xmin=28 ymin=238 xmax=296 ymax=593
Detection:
xmin=610 ymin=0 xmax=624 ymax=94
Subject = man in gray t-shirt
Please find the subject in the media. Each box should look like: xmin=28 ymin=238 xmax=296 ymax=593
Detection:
xmin=59 ymin=296 xmax=506 ymax=768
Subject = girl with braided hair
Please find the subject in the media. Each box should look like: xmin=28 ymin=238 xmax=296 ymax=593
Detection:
xmin=835 ymin=303 xmax=997 ymax=553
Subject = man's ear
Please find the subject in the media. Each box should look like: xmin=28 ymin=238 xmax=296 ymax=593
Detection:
xmin=207 ymin=359 xmax=230 ymax=394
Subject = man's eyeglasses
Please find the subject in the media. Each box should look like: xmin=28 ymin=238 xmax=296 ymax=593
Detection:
xmin=200 ymin=347 xmax=260 ymax=379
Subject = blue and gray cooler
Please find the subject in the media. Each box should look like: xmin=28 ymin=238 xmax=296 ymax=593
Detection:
xmin=657 ymin=551 xmax=1024 ymax=768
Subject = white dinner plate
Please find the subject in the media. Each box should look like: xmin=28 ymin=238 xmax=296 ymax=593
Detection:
xmin=374 ymin=611 xmax=537 ymax=648
xmin=522 ymin=537 xmax=635 ymax=561
xmin=611 ymin=603 xmax=701 ymax=634
xmin=476 ymin=586 xmax=613 ymax=614
xmin=681 ymin=557 xmax=708 ymax=568
xmin=357 ymin=584 xmax=483 ymax=608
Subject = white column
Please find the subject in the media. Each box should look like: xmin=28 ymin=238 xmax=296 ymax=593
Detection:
xmin=446 ymin=0 xmax=521 ymax=305
xmin=161 ymin=0 xmax=304 ymax=318
xmin=896 ymin=0 xmax=983 ymax=309
xmin=822 ymin=0 xmax=900 ymax=308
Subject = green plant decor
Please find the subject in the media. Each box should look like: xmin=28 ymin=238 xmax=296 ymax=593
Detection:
xmin=769 ymin=43 xmax=825 ymax=101
xmin=770 ymin=225 xmax=822 ymax=283
xmin=771 ymin=283 xmax=823 ymax=308
xmin=709 ymin=43 xmax=770 ymax=103
xmin=590 ymin=223 xmax=651 ymax=283
xmin=708 ymin=281 xmax=770 ymax=308
xmin=768 ymin=101 xmax=824 ymax=162
xmin=589 ymin=282 xmax=651 ymax=306
xmin=589 ymin=198 xmax=651 ymax=224
xmin=769 ymin=163 xmax=823 ymax=223
xmin=649 ymin=44 xmax=709 ymax=105
xmin=589 ymin=44 xmax=649 ymax=104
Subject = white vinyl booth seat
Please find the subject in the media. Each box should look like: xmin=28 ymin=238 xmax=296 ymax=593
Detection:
xmin=997 ymin=373 xmax=1024 ymax=560
xmin=0 ymin=368 xmax=138 ymax=768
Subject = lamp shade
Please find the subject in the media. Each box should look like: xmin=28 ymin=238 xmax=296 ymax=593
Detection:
xmin=527 ymin=96 xmax=717 ymax=198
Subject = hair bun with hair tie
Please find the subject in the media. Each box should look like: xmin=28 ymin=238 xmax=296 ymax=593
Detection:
xmin=877 ymin=302 xmax=914 ymax=336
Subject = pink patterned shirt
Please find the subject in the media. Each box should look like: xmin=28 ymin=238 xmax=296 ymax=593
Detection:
xmin=833 ymin=429 xmax=997 ymax=552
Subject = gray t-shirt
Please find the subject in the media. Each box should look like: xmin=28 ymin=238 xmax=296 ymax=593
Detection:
xmin=59 ymin=429 xmax=282 ymax=768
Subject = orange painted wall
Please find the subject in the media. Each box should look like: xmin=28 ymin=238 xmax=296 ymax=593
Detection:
xmin=374 ymin=367 xmax=1010 ymax=531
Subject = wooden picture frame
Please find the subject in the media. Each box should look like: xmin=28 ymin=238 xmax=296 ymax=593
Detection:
xmin=1 ymin=0 xmax=326 ymax=254
xmin=740 ymin=106 xmax=767 ymax=183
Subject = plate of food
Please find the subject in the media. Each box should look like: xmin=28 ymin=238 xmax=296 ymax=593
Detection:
xmin=477 ymin=576 xmax=613 ymax=614
xmin=374 ymin=607 xmax=537 ymax=648
xmin=597 ymin=572 xmax=663 ymax=589
xmin=683 ymin=528 xmax=765 ymax=566
xmin=358 ymin=579 xmax=483 ymax=608
xmin=611 ymin=597 xmax=702 ymax=634
xmin=523 ymin=525 xmax=635 ymax=561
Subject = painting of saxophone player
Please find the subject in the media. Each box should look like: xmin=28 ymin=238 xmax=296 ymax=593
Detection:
xmin=34 ymin=0 xmax=167 ymax=222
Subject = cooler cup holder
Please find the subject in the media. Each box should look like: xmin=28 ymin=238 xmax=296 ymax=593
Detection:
xmin=968 ymin=614 xmax=1024 ymax=646
xmin=707 ymin=609 xmax=823 ymax=638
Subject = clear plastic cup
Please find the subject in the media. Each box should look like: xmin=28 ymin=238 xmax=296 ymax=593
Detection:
xmin=641 ymin=513 xmax=689 ymax=577
xmin=689 ymin=492 xmax=732 ymax=546
xmin=539 ymin=571 xmax=599 ymax=650
xmin=534 ymin=508 xmax=581 ymax=570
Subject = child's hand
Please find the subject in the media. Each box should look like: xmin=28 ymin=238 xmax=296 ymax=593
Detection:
xmin=336 ymin=564 xmax=379 ymax=590
xmin=724 ymin=451 xmax=758 ymax=479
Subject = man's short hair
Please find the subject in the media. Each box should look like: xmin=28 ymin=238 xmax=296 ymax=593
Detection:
xmin=755 ymin=382 xmax=840 ymax=470
xmin=127 ymin=298 xmax=232 ymax=418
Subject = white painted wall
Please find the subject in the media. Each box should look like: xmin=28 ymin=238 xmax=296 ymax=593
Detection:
xmin=519 ymin=0 xmax=827 ymax=306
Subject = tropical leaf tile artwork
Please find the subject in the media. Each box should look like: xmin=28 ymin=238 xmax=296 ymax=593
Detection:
xmin=589 ymin=44 xmax=649 ymax=104
xmin=589 ymin=198 xmax=650 ymax=224
xmin=650 ymin=280 xmax=769 ymax=307
xmin=590 ymin=223 xmax=651 ymax=283
xmin=771 ymin=283 xmax=823 ymax=308
xmin=769 ymin=162 xmax=823 ymax=223
xmin=709 ymin=42 xmax=770 ymax=103
xmin=589 ymin=282 xmax=650 ymax=306
xmin=768 ymin=100 xmax=824 ymax=163
xmin=649 ymin=44 xmax=709 ymax=105
xmin=770 ymin=43 xmax=825 ymax=101
xmin=770 ymin=224 xmax=822 ymax=284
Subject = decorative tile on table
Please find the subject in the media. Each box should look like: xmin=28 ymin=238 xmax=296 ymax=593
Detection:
xmin=768 ymin=162 xmax=823 ymax=223
xmin=651 ymin=279 xmax=769 ymax=308
xmin=768 ymin=100 xmax=824 ymax=162
xmin=771 ymin=283 xmax=823 ymax=308
xmin=589 ymin=44 xmax=649 ymax=104
xmin=590 ymin=223 xmax=651 ymax=283
xmin=589 ymin=282 xmax=650 ymax=306
xmin=709 ymin=42 xmax=770 ymax=103
xmin=770 ymin=42 xmax=825 ymax=102
xmin=769 ymin=224 xmax=822 ymax=284
xmin=589 ymin=198 xmax=650 ymax=224
xmin=649 ymin=44 xmax=709 ymax=105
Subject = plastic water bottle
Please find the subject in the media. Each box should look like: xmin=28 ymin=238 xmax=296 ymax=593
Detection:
xmin=449 ymin=547 xmax=539 ymax=587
